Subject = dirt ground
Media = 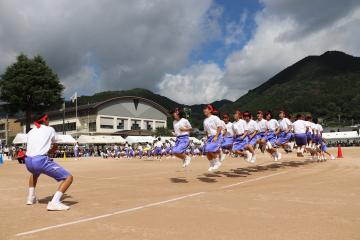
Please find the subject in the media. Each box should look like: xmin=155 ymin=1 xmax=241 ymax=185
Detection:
xmin=1 ymin=147 xmax=359 ymax=240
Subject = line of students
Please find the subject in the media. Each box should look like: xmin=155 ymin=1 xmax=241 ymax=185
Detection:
xmin=171 ymin=105 xmax=335 ymax=172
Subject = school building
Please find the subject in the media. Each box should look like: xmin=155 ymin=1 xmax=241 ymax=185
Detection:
xmin=20 ymin=96 xmax=169 ymax=137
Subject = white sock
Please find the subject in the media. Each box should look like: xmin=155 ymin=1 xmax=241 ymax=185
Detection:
xmin=28 ymin=187 xmax=35 ymax=198
xmin=51 ymin=191 xmax=64 ymax=203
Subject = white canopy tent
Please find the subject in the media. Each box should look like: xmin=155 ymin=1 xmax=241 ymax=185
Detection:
xmin=55 ymin=135 xmax=77 ymax=144
xmin=159 ymin=136 xmax=202 ymax=144
xmin=77 ymin=135 xmax=126 ymax=144
xmin=125 ymin=136 xmax=155 ymax=144
xmin=322 ymin=131 xmax=359 ymax=141
xmin=12 ymin=133 xmax=76 ymax=145
xmin=12 ymin=133 xmax=27 ymax=144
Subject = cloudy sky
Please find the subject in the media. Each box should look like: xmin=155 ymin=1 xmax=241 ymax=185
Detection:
xmin=1 ymin=0 xmax=360 ymax=104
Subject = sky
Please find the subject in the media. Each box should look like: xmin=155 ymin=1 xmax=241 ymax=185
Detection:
xmin=1 ymin=0 xmax=360 ymax=104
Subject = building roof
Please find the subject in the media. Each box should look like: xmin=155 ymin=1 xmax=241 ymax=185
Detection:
xmin=17 ymin=96 xmax=170 ymax=122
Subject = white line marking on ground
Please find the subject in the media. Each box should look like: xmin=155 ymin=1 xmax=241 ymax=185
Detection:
xmin=15 ymin=192 xmax=205 ymax=237
xmin=15 ymin=171 xmax=290 ymax=237
xmin=219 ymin=171 xmax=289 ymax=189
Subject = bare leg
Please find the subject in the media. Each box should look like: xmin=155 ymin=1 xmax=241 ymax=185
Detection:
xmin=29 ymin=174 xmax=38 ymax=188
xmin=57 ymin=175 xmax=73 ymax=193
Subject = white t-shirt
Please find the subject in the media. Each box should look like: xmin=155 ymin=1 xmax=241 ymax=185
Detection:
xmin=266 ymin=119 xmax=279 ymax=131
xmin=155 ymin=141 xmax=163 ymax=148
xmin=293 ymin=120 xmax=307 ymax=134
xmin=316 ymin=124 xmax=323 ymax=135
xmin=246 ymin=119 xmax=259 ymax=134
xmin=173 ymin=118 xmax=192 ymax=136
xmin=232 ymin=119 xmax=248 ymax=135
xmin=305 ymin=121 xmax=316 ymax=134
xmin=278 ymin=118 xmax=292 ymax=131
xmin=26 ymin=125 xmax=57 ymax=157
xmin=257 ymin=119 xmax=267 ymax=132
xmin=203 ymin=115 xmax=223 ymax=136
xmin=224 ymin=122 xmax=234 ymax=137
xmin=138 ymin=145 xmax=143 ymax=151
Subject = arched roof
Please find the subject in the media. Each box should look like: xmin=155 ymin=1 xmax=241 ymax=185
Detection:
xmin=93 ymin=96 xmax=170 ymax=116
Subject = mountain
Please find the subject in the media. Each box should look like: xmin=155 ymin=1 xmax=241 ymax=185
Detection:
xmin=219 ymin=51 xmax=360 ymax=126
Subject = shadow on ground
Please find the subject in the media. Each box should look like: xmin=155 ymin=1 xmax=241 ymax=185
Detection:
xmin=170 ymin=159 xmax=323 ymax=184
xmin=38 ymin=194 xmax=78 ymax=206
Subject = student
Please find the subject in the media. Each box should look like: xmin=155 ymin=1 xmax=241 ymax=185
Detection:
xmin=17 ymin=147 xmax=26 ymax=164
xmin=154 ymin=138 xmax=163 ymax=160
xmin=171 ymin=108 xmax=192 ymax=167
xmin=293 ymin=114 xmax=308 ymax=157
xmin=243 ymin=111 xmax=259 ymax=163
xmin=231 ymin=110 xmax=249 ymax=159
xmin=25 ymin=114 xmax=73 ymax=211
xmin=305 ymin=115 xmax=316 ymax=149
xmin=264 ymin=111 xmax=281 ymax=161
xmin=319 ymin=138 xmax=335 ymax=161
xmin=256 ymin=110 xmax=268 ymax=152
xmin=276 ymin=110 xmax=293 ymax=151
xmin=220 ymin=113 xmax=234 ymax=162
xmin=203 ymin=105 xmax=223 ymax=171
xmin=74 ymin=142 xmax=79 ymax=159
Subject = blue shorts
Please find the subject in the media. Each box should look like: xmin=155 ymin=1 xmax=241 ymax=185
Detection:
xmin=266 ymin=131 xmax=277 ymax=146
xmin=232 ymin=135 xmax=248 ymax=151
xmin=172 ymin=135 xmax=190 ymax=154
xmin=295 ymin=133 xmax=307 ymax=146
xmin=205 ymin=135 xmax=222 ymax=153
xmin=306 ymin=132 xmax=313 ymax=143
xmin=25 ymin=155 xmax=70 ymax=182
xmin=257 ymin=132 xmax=266 ymax=141
xmin=221 ymin=136 xmax=234 ymax=149
xmin=276 ymin=131 xmax=292 ymax=145
xmin=247 ymin=133 xmax=258 ymax=146
xmin=320 ymin=143 xmax=327 ymax=152
xmin=154 ymin=147 xmax=162 ymax=155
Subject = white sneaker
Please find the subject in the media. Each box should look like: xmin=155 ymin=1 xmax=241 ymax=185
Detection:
xmin=272 ymin=153 xmax=278 ymax=161
xmin=245 ymin=151 xmax=252 ymax=162
xmin=330 ymin=155 xmax=335 ymax=160
xmin=26 ymin=196 xmax=37 ymax=205
xmin=250 ymin=156 xmax=256 ymax=163
xmin=220 ymin=153 xmax=226 ymax=162
xmin=47 ymin=201 xmax=70 ymax=211
xmin=208 ymin=160 xmax=215 ymax=171
xmin=276 ymin=152 xmax=282 ymax=161
xmin=183 ymin=156 xmax=192 ymax=167
xmin=212 ymin=160 xmax=222 ymax=170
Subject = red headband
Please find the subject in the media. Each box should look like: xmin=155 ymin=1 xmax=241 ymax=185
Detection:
xmin=34 ymin=114 xmax=48 ymax=128
xmin=207 ymin=104 xmax=214 ymax=112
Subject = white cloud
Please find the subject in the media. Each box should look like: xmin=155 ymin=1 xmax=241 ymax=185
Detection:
xmin=0 ymin=0 xmax=215 ymax=96
xmin=223 ymin=2 xmax=360 ymax=98
xmin=158 ymin=63 xmax=228 ymax=105
xmin=159 ymin=0 xmax=360 ymax=103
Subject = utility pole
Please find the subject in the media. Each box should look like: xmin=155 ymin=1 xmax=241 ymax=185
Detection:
xmin=62 ymin=101 xmax=66 ymax=135
xmin=5 ymin=114 xmax=9 ymax=145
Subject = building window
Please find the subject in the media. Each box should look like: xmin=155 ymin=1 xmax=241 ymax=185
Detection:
xmin=100 ymin=117 xmax=114 ymax=129
xmin=0 ymin=132 xmax=5 ymax=139
xmin=131 ymin=120 xmax=140 ymax=130
xmin=155 ymin=121 xmax=165 ymax=129
xmin=50 ymin=122 xmax=76 ymax=132
xmin=89 ymin=122 xmax=96 ymax=132
xmin=0 ymin=124 xmax=5 ymax=131
xmin=116 ymin=118 xmax=127 ymax=130
xmin=144 ymin=121 xmax=153 ymax=130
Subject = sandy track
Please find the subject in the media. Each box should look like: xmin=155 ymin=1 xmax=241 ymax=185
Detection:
xmin=1 ymin=147 xmax=359 ymax=240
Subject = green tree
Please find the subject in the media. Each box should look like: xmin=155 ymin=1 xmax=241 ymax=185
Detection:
xmin=0 ymin=54 xmax=64 ymax=132
xmin=155 ymin=127 xmax=172 ymax=136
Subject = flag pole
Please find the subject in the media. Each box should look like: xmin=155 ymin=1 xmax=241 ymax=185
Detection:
xmin=75 ymin=94 xmax=78 ymax=131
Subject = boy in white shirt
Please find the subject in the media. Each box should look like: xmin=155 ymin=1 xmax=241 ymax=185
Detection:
xmin=25 ymin=114 xmax=73 ymax=211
